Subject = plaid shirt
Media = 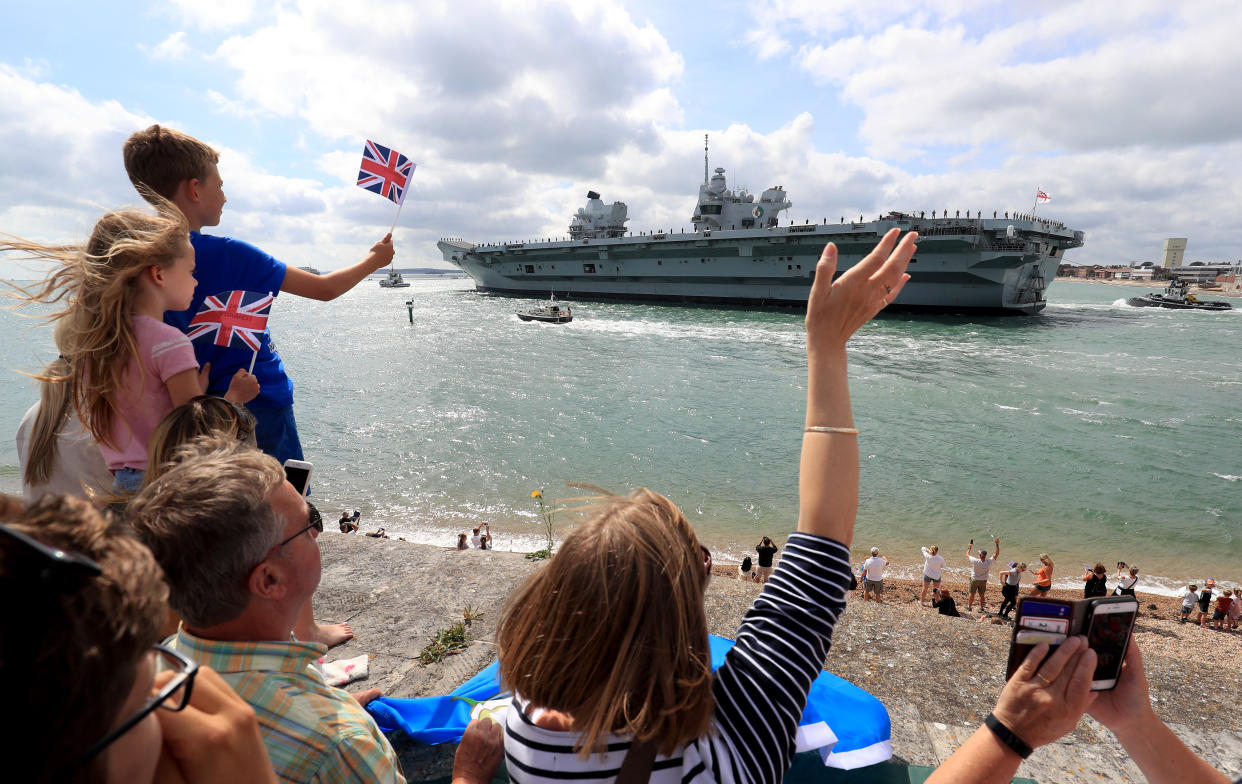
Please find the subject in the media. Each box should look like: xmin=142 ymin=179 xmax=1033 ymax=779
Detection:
xmin=169 ymin=628 xmax=404 ymax=784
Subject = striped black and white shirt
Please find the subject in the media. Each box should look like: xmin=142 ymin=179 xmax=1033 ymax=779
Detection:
xmin=503 ymin=533 xmax=852 ymax=784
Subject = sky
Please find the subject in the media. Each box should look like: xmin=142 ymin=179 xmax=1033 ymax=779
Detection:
xmin=3 ymin=0 xmax=1242 ymax=272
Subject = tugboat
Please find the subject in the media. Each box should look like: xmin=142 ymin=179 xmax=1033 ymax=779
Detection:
xmin=517 ymin=293 xmax=573 ymax=324
xmin=378 ymin=266 xmax=410 ymax=288
xmin=1126 ymin=279 xmax=1232 ymax=311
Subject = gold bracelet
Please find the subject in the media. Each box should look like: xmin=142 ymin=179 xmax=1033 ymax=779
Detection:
xmin=804 ymin=426 xmax=860 ymax=435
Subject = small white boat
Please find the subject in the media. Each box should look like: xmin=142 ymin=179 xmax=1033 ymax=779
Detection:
xmin=518 ymin=293 xmax=573 ymax=323
xmin=379 ymin=267 xmax=410 ymax=288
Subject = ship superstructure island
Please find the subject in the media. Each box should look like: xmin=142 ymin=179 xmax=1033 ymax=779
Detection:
xmin=438 ymin=138 xmax=1084 ymax=315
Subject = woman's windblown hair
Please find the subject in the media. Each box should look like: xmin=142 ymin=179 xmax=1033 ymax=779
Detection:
xmin=497 ymin=487 xmax=713 ymax=758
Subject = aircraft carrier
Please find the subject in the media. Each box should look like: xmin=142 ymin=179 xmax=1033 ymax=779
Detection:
xmin=438 ymin=140 xmax=1084 ymax=315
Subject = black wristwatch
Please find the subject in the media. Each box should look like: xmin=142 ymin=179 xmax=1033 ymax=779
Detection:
xmin=985 ymin=712 xmax=1033 ymax=759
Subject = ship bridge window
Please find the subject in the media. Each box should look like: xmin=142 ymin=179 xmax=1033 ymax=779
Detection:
xmin=524 ymin=264 xmax=534 ymax=274
xmin=700 ymin=204 xmax=722 ymax=215
xmin=583 ymin=263 xmax=596 ymax=273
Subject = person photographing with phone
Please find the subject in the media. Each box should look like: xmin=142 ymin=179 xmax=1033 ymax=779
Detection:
xmin=925 ymin=638 xmax=1232 ymax=783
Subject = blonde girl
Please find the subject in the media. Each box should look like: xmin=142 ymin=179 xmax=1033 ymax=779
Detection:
xmin=495 ymin=230 xmax=916 ymax=782
xmin=4 ymin=204 xmax=258 ymax=492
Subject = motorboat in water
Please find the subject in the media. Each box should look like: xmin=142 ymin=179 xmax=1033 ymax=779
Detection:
xmin=379 ymin=267 xmax=410 ymax=288
xmin=517 ymin=294 xmax=573 ymax=323
xmin=1126 ymin=279 xmax=1232 ymax=310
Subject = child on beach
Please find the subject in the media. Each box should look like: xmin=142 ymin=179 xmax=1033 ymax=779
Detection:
xmin=1212 ymin=590 xmax=1233 ymax=631
xmin=1181 ymin=584 xmax=1199 ymax=623
xmin=1229 ymin=587 xmax=1241 ymax=630
xmin=123 ymin=125 xmax=396 ymax=465
xmin=3 ymin=206 xmax=259 ymax=492
xmin=1197 ymin=580 xmax=1216 ymax=627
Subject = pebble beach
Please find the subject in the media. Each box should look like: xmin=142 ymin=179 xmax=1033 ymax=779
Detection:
xmin=315 ymin=534 xmax=1242 ymax=783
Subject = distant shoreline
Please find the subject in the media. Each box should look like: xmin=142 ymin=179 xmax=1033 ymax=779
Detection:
xmin=1056 ymin=276 xmax=1241 ymax=297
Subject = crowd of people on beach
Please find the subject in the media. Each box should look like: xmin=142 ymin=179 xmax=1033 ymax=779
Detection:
xmin=1 ymin=124 xmax=1232 ymax=783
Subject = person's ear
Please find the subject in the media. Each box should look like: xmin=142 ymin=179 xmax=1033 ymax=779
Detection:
xmin=180 ymin=176 xmax=201 ymax=205
xmin=146 ymin=264 xmax=165 ymax=286
xmin=248 ymin=560 xmax=288 ymax=601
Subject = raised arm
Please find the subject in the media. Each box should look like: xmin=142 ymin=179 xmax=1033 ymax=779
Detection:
xmin=281 ymin=234 xmax=395 ymax=301
xmin=992 ymin=536 xmax=1001 ymax=562
xmin=797 ymin=229 xmax=915 ymax=544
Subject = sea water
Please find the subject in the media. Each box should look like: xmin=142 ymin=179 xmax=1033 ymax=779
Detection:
xmin=1 ymin=278 xmax=1237 ymax=594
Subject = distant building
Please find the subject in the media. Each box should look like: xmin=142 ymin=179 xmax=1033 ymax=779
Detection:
xmin=1161 ymin=238 xmax=1187 ymax=268
xmin=1129 ymin=267 xmax=1153 ymax=280
xmin=1168 ymin=264 xmax=1240 ymax=284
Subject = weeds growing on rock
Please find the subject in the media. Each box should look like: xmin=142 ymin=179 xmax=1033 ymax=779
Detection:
xmin=417 ymin=621 xmax=468 ymax=665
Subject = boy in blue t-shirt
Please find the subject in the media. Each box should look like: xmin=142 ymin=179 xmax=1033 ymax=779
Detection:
xmin=123 ymin=125 xmax=395 ymax=464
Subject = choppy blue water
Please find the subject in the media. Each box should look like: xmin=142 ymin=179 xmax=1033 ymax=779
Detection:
xmin=1 ymin=278 xmax=1237 ymax=594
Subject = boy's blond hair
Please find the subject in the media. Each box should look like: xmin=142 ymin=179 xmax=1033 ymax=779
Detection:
xmin=123 ymin=124 xmax=219 ymax=202
xmin=497 ymin=488 xmax=713 ymax=758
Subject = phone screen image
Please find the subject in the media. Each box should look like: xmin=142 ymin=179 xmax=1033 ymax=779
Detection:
xmin=284 ymin=464 xmax=311 ymax=495
xmin=1086 ymin=606 xmax=1137 ymax=687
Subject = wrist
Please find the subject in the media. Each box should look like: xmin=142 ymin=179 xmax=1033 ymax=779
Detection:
xmin=984 ymin=712 xmax=1033 ymax=759
xmin=1105 ymin=706 xmax=1160 ymax=744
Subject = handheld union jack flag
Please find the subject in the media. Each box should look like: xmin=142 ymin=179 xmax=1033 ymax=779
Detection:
xmin=187 ymin=290 xmax=274 ymax=352
xmin=357 ymin=140 xmax=416 ymax=205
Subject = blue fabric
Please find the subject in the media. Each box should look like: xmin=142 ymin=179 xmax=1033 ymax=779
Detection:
xmin=111 ymin=467 xmax=144 ymax=493
xmin=366 ymin=634 xmax=892 ymax=764
xmin=249 ymin=403 xmax=304 ymax=465
xmin=165 ymin=233 xmax=293 ymax=409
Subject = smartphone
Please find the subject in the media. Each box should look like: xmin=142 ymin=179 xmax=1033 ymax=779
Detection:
xmin=1084 ymin=596 xmax=1138 ymax=690
xmin=283 ymin=459 xmax=313 ymax=497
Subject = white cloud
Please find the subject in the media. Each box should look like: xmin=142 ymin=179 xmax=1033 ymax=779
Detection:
xmin=209 ymin=0 xmax=683 ymax=176
xmin=149 ymin=31 xmax=190 ymax=61
xmin=166 ymin=0 xmax=258 ymax=31
xmin=0 ymin=65 xmax=153 ymax=244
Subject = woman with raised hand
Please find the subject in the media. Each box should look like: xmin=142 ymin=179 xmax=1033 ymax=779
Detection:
xmin=494 ymin=229 xmax=915 ymax=784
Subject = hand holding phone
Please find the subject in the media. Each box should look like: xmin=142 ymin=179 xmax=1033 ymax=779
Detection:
xmin=1007 ymin=596 xmax=1137 ymax=690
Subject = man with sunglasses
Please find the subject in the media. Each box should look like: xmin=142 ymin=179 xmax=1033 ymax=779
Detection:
xmin=127 ymin=438 xmax=406 ymax=783
xmin=0 ymin=493 xmax=276 ymax=783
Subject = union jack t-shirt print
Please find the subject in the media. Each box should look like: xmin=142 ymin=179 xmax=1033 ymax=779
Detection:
xmin=187 ymin=290 xmax=274 ymax=351
xmin=357 ymin=140 xmax=415 ymax=205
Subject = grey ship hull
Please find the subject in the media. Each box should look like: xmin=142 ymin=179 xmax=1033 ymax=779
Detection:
xmin=438 ymin=215 xmax=1083 ymax=315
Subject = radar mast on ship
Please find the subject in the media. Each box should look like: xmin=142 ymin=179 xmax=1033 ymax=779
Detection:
xmin=691 ymin=134 xmax=791 ymax=231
